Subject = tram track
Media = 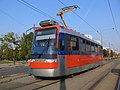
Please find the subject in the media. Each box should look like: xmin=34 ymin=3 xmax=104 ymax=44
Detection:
xmin=0 ymin=65 xmax=27 ymax=80
xmin=13 ymin=79 xmax=44 ymax=90
xmin=31 ymin=61 xmax=118 ymax=90
xmin=14 ymin=61 xmax=114 ymax=90
xmin=13 ymin=78 xmax=61 ymax=90
xmin=115 ymin=70 xmax=120 ymax=90
xmin=1 ymin=60 xmax=119 ymax=90
xmin=32 ymin=80 xmax=60 ymax=90
xmin=116 ymin=76 xmax=120 ymax=90
xmin=87 ymin=61 xmax=120 ymax=90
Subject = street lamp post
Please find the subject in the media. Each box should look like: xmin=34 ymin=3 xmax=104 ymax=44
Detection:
xmin=26 ymin=27 xmax=34 ymax=35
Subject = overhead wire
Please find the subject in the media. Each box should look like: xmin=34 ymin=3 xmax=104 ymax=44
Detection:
xmin=0 ymin=8 xmax=27 ymax=28
xmin=57 ymin=0 xmax=103 ymax=44
xmin=107 ymin=0 xmax=120 ymax=52
xmin=107 ymin=0 xmax=120 ymax=38
xmin=57 ymin=0 xmax=101 ymax=34
xmin=17 ymin=0 xmax=62 ymax=24
xmin=58 ymin=0 xmax=120 ymax=52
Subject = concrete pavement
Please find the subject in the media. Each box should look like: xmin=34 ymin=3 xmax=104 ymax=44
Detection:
xmin=0 ymin=61 xmax=28 ymax=84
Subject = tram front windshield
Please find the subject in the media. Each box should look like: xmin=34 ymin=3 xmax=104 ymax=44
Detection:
xmin=31 ymin=28 xmax=57 ymax=59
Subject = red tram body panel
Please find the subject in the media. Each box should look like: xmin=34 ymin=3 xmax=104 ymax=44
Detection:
xmin=30 ymin=62 xmax=58 ymax=69
xmin=66 ymin=55 xmax=103 ymax=68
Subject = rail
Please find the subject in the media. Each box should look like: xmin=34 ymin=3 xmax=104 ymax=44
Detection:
xmin=115 ymin=71 xmax=120 ymax=90
xmin=116 ymin=77 xmax=120 ymax=90
xmin=88 ymin=61 xmax=120 ymax=90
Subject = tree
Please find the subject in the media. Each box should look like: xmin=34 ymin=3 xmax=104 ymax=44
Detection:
xmin=103 ymin=49 xmax=109 ymax=57
xmin=17 ymin=32 xmax=33 ymax=60
xmin=0 ymin=32 xmax=21 ymax=60
xmin=0 ymin=32 xmax=33 ymax=60
xmin=110 ymin=50 xmax=113 ymax=57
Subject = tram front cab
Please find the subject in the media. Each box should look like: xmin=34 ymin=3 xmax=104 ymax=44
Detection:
xmin=30 ymin=20 xmax=62 ymax=77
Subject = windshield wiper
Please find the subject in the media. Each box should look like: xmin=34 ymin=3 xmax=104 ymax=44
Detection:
xmin=38 ymin=39 xmax=50 ymax=58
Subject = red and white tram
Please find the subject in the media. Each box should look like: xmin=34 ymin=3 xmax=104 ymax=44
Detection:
xmin=30 ymin=20 xmax=103 ymax=77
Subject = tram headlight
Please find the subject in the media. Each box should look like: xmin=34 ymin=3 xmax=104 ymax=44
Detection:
xmin=45 ymin=59 xmax=57 ymax=62
xmin=35 ymin=59 xmax=57 ymax=62
xmin=31 ymin=59 xmax=36 ymax=62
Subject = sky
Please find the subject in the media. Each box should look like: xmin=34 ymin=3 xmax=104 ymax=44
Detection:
xmin=0 ymin=0 xmax=120 ymax=52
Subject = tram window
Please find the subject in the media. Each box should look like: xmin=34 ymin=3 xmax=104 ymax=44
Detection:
xmin=95 ymin=45 xmax=98 ymax=52
xmin=79 ymin=38 xmax=83 ymax=50
xmin=60 ymin=39 xmax=64 ymax=50
xmin=100 ymin=46 xmax=103 ymax=52
xmin=67 ymin=35 xmax=78 ymax=50
xmin=98 ymin=45 xmax=102 ymax=52
xmin=86 ymin=41 xmax=91 ymax=52
xmin=91 ymin=43 xmax=95 ymax=52
xmin=59 ymin=33 xmax=65 ymax=51
xmin=101 ymin=46 xmax=103 ymax=51
xmin=83 ymin=39 xmax=86 ymax=44
xmin=79 ymin=38 xmax=83 ymax=43
xmin=82 ymin=44 xmax=86 ymax=51
xmin=80 ymin=39 xmax=86 ymax=51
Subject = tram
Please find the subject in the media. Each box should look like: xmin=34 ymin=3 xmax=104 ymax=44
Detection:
xmin=30 ymin=20 xmax=103 ymax=77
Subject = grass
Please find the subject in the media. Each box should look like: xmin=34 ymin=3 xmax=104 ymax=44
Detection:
xmin=0 ymin=60 xmax=28 ymax=64
xmin=0 ymin=60 xmax=13 ymax=64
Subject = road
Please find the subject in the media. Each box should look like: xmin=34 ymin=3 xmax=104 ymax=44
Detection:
xmin=0 ymin=60 xmax=120 ymax=90
xmin=0 ymin=64 xmax=28 ymax=79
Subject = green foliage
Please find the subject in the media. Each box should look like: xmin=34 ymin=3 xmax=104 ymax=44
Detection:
xmin=18 ymin=32 xmax=33 ymax=60
xmin=103 ymin=49 xmax=109 ymax=57
xmin=103 ymin=49 xmax=119 ymax=58
xmin=110 ymin=50 xmax=113 ymax=57
xmin=0 ymin=32 xmax=33 ymax=60
xmin=0 ymin=60 xmax=13 ymax=64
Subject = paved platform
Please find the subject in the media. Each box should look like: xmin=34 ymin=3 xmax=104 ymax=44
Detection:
xmin=0 ymin=61 xmax=28 ymax=68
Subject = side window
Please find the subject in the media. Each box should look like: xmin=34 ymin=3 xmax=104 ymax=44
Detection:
xmin=79 ymin=38 xmax=83 ymax=50
xmin=99 ymin=46 xmax=103 ymax=52
xmin=98 ymin=45 xmax=102 ymax=53
xmin=67 ymin=35 xmax=78 ymax=50
xmin=101 ymin=46 xmax=103 ymax=52
xmin=60 ymin=39 xmax=64 ymax=50
xmin=80 ymin=38 xmax=86 ymax=52
xmin=95 ymin=44 xmax=98 ymax=52
xmin=86 ymin=41 xmax=91 ymax=52
xmin=91 ymin=43 xmax=95 ymax=52
xmin=59 ymin=33 xmax=65 ymax=51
